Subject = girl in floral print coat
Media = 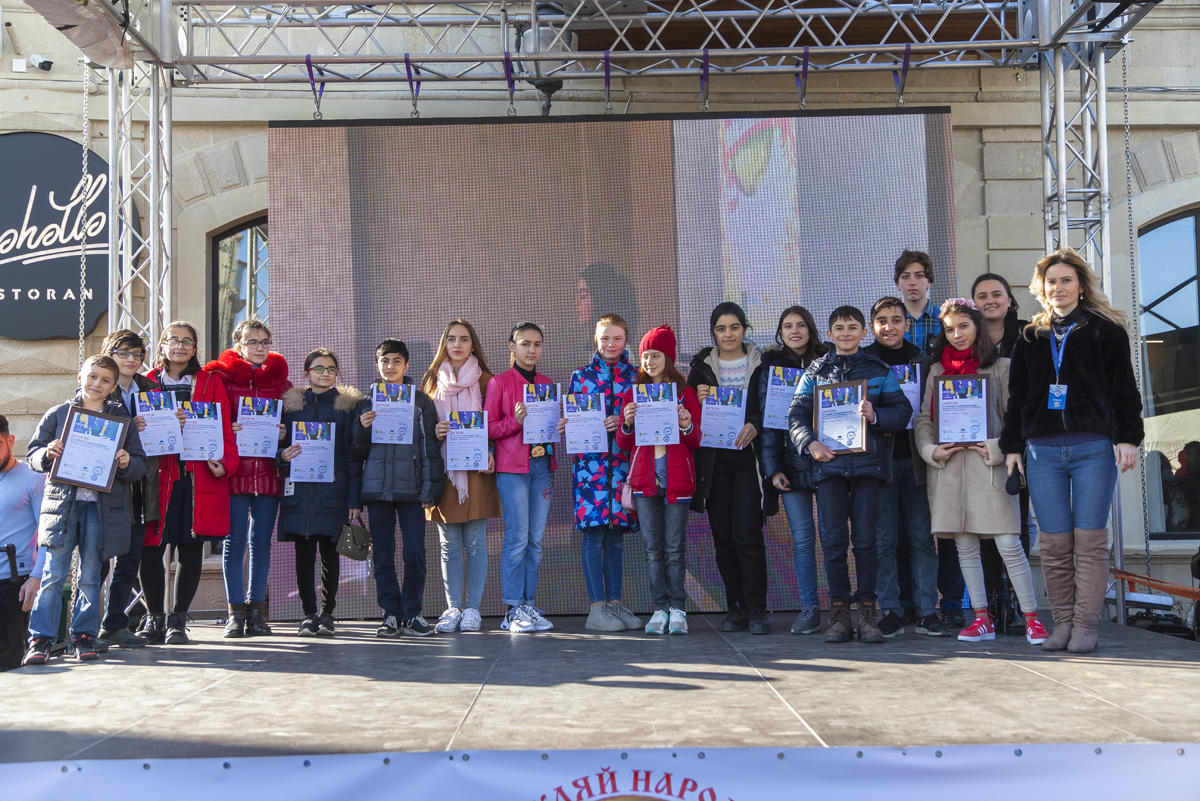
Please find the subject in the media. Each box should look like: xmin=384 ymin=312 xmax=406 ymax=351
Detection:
xmin=563 ymin=314 xmax=642 ymax=633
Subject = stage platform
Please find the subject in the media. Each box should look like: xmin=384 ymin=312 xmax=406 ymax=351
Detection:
xmin=2 ymin=615 xmax=1197 ymax=762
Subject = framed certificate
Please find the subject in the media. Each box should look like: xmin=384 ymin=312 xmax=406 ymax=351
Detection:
xmin=933 ymin=374 xmax=991 ymax=445
xmin=50 ymin=407 xmax=131 ymax=493
xmin=814 ymin=380 xmax=867 ymax=454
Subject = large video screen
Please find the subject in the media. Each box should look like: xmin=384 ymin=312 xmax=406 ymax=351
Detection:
xmin=267 ymin=109 xmax=957 ymax=621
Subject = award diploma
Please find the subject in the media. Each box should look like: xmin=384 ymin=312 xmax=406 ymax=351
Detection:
xmin=371 ymin=383 xmax=415 ymax=445
xmin=633 ymin=383 xmax=678 ymax=447
xmin=446 ymin=411 xmax=489 ymax=471
xmin=135 ymin=391 xmax=182 ymax=457
xmin=890 ymin=363 xmax=922 ymax=431
xmin=763 ymin=365 xmax=802 ymax=430
xmin=522 ymin=383 xmax=560 ymax=445
xmin=700 ymin=386 xmax=747 ymax=449
xmin=563 ymin=393 xmax=608 ymax=455
xmin=934 ymin=374 xmax=991 ymax=445
xmin=180 ymin=401 xmax=224 ymax=462
xmin=814 ymin=380 xmax=867 ymax=453
xmin=236 ymin=396 xmax=282 ymax=458
xmin=50 ymin=408 xmax=130 ymax=492
xmin=290 ymin=421 xmax=336 ymax=483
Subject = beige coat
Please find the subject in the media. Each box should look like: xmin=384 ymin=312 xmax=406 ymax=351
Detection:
xmin=426 ymin=370 xmax=501 ymax=525
xmin=914 ymin=358 xmax=1019 ymax=538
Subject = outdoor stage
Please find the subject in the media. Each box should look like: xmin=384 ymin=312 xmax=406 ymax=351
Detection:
xmin=2 ymin=615 xmax=1197 ymax=762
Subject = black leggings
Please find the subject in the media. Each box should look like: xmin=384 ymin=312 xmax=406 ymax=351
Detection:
xmin=295 ymin=536 xmax=340 ymax=616
xmin=140 ymin=542 xmax=206 ymax=616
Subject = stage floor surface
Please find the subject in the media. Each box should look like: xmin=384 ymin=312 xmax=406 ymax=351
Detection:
xmin=2 ymin=615 xmax=1198 ymax=761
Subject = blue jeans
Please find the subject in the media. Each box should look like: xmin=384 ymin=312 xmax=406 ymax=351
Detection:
xmin=634 ymin=495 xmax=688 ymax=611
xmin=876 ymin=458 xmax=939 ymax=617
xmin=779 ymin=488 xmax=819 ymax=611
xmin=368 ymin=501 xmax=427 ymax=620
xmin=222 ymin=494 xmax=280 ymax=604
xmin=497 ymin=456 xmax=552 ymax=607
xmin=581 ymin=528 xmax=625 ymax=603
xmin=438 ymin=519 xmax=488 ymax=611
xmin=815 ymin=476 xmax=880 ymax=603
xmin=28 ymin=502 xmax=102 ymax=638
xmin=1026 ymin=438 xmax=1118 ymax=532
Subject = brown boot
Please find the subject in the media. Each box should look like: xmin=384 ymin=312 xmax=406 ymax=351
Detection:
xmin=1068 ymin=528 xmax=1110 ymax=654
xmin=857 ymin=600 xmax=884 ymax=644
xmin=1038 ymin=532 xmax=1075 ymax=651
xmin=825 ymin=601 xmax=852 ymax=643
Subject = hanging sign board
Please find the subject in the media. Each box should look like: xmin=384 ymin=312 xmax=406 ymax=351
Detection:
xmin=0 ymin=132 xmax=119 ymax=340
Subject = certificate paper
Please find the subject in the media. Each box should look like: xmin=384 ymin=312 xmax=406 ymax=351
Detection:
xmin=563 ymin=393 xmax=608 ymax=455
xmin=135 ymin=391 xmax=182 ymax=456
xmin=934 ymin=374 xmax=991 ymax=445
xmin=763 ymin=365 xmax=802 ymax=430
xmin=700 ymin=386 xmax=747 ymax=449
xmin=371 ymin=383 xmax=415 ymax=445
xmin=180 ymin=401 xmax=224 ymax=462
xmin=50 ymin=408 xmax=129 ymax=492
xmin=633 ymin=383 xmax=679 ymax=447
xmin=447 ymin=411 xmax=489 ymax=471
xmin=814 ymin=380 xmax=867 ymax=453
xmin=890 ymin=363 xmax=922 ymax=431
xmin=290 ymin=421 xmax=336 ymax=483
xmin=522 ymin=383 xmax=561 ymax=445
xmin=236 ymin=396 xmax=282 ymax=458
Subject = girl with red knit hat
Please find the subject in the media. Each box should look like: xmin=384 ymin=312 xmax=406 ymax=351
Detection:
xmin=615 ymin=326 xmax=703 ymax=635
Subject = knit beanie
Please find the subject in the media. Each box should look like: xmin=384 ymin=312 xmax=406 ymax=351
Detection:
xmin=639 ymin=325 xmax=677 ymax=363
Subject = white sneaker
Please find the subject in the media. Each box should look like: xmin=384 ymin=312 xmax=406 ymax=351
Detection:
xmin=525 ymin=604 xmax=554 ymax=632
xmin=586 ymin=604 xmax=626 ymax=632
xmin=501 ymin=605 xmax=534 ymax=634
xmin=459 ymin=608 xmax=482 ymax=632
xmin=668 ymin=608 xmax=688 ymax=635
xmin=608 ymin=602 xmax=643 ymax=630
xmin=435 ymin=607 xmax=462 ymax=633
xmin=644 ymin=610 xmax=668 ymax=635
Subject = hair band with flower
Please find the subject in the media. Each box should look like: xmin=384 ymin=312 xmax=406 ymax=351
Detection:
xmin=939 ymin=297 xmax=979 ymax=314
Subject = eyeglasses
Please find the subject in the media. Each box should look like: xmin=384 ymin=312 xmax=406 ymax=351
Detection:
xmin=111 ymin=349 xmax=145 ymax=361
xmin=307 ymin=366 xmax=339 ymax=375
xmin=242 ymin=339 xmax=271 ymax=349
xmin=166 ymin=337 xmax=196 ymax=348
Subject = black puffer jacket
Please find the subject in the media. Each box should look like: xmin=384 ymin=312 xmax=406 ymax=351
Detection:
xmin=999 ymin=308 xmax=1144 ymax=453
xmin=753 ymin=347 xmax=817 ymax=498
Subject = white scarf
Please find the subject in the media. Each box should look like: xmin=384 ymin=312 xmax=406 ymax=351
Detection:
xmin=432 ymin=356 xmax=484 ymax=504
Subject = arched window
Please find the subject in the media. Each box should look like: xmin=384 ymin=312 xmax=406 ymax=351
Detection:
xmin=212 ymin=217 xmax=269 ymax=354
xmin=1139 ymin=208 xmax=1200 ymax=538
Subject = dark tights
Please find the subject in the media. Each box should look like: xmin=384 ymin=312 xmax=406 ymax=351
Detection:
xmin=140 ymin=542 xmax=206 ymax=615
xmin=295 ymin=536 xmax=340 ymax=616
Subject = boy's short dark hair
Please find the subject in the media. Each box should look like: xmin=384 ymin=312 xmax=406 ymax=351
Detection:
xmin=828 ymin=306 xmax=866 ymax=329
xmin=82 ymin=354 xmax=120 ymax=381
xmin=101 ymin=329 xmax=145 ymax=355
xmin=376 ymin=339 xmax=409 ymax=361
xmin=232 ymin=319 xmax=271 ymax=344
xmin=893 ymin=249 xmax=934 ymax=284
xmin=0 ymin=414 xmax=9 ymax=436
xmin=870 ymin=296 xmax=906 ymax=321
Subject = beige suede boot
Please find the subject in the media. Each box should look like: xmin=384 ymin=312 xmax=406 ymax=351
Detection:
xmin=1067 ymin=528 xmax=1110 ymax=654
xmin=1038 ymin=531 xmax=1076 ymax=651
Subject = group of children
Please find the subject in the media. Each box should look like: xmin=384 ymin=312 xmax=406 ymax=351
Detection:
xmin=11 ymin=246 xmax=1142 ymax=666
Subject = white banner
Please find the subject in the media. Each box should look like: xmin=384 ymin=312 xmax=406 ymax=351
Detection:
xmin=1 ymin=744 xmax=1196 ymax=800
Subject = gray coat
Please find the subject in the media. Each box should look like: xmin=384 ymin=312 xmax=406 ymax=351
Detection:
xmin=27 ymin=395 xmax=148 ymax=559
xmin=352 ymin=379 xmax=445 ymax=505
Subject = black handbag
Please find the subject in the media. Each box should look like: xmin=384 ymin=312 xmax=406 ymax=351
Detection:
xmin=336 ymin=521 xmax=371 ymax=561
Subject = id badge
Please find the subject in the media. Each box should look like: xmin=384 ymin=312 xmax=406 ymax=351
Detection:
xmin=1048 ymin=384 xmax=1068 ymax=410
xmin=283 ymin=478 xmax=295 ymax=497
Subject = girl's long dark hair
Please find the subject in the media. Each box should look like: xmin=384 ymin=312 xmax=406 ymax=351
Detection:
xmin=155 ymin=320 xmax=202 ymax=376
xmin=772 ymin=305 xmax=828 ymax=364
xmin=930 ymin=301 xmax=999 ymax=369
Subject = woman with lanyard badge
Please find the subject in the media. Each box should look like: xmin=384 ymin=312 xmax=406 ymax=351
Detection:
xmin=1000 ymin=248 xmax=1142 ymax=654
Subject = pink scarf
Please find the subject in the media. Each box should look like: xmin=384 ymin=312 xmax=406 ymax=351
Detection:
xmin=433 ymin=356 xmax=484 ymax=504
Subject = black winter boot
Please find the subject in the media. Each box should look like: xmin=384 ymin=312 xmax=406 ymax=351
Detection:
xmin=223 ymin=604 xmax=248 ymax=639
xmin=246 ymin=602 xmax=273 ymax=636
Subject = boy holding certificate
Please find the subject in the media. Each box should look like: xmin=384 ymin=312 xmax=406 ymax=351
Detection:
xmin=862 ymin=299 xmax=945 ymax=638
xmin=354 ymin=339 xmax=444 ymax=638
xmin=22 ymin=356 xmax=147 ymax=665
xmin=789 ymin=306 xmax=912 ymax=645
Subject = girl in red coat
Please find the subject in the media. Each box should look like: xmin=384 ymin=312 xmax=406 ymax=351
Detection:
xmin=138 ymin=321 xmax=239 ymax=644
xmin=614 ymin=326 xmax=702 ymax=636
xmin=202 ymin=320 xmax=292 ymax=637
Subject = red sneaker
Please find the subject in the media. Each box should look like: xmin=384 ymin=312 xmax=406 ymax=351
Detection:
xmin=957 ymin=611 xmax=995 ymax=642
xmin=1024 ymin=613 xmax=1049 ymax=645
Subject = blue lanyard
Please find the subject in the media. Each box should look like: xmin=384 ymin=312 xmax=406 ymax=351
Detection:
xmin=1048 ymin=323 xmax=1076 ymax=382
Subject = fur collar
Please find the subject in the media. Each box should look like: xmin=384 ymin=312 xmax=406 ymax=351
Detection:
xmin=205 ymin=348 xmax=290 ymax=388
xmin=282 ymin=384 xmax=363 ymax=413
